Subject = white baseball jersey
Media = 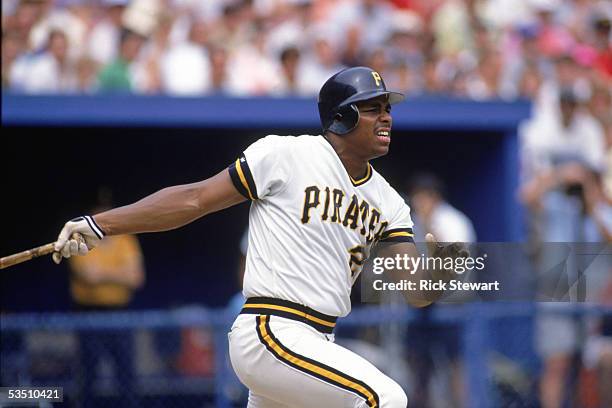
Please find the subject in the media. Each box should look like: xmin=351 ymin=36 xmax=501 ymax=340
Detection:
xmin=229 ymin=135 xmax=414 ymax=317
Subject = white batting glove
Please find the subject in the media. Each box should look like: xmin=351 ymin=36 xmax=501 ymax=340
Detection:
xmin=52 ymin=215 xmax=105 ymax=264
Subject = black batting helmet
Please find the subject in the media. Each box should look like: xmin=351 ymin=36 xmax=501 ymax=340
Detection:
xmin=318 ymin=66 xmax=405 ymax=135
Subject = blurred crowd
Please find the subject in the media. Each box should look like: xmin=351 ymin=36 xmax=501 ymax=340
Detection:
xmin=1 ymin=0 xmax=610 ymax=99
xmin=2 ymin=2 xmax=612 ymax=407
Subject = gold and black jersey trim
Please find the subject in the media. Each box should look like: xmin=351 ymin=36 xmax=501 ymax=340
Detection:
xmin=228 ymin=154 xmax=258 ymax=200
xmin=350 ymin=163 xmax=373 ymax=187
xmin=241 ymin=297 xmax=337 ymax=334
xmin=255 ymin=315 xmax=380 ymax=408
xmin=379 ymin=228 xmax=415 ymax=243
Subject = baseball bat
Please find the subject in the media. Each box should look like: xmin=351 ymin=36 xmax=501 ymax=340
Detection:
xmin=0 ymin=233 xmax=84 ymax=270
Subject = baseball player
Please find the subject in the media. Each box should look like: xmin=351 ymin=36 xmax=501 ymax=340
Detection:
xmin=54 ymin=66 xmax=466 ymax=408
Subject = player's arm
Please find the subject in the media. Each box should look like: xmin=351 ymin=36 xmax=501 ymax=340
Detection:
xmin=378 ymin=234 xmax=467 ymax=308
xmin=95 ymin=169 xmax=244 ymax=235
xmin=53 ymin=169 xmax=246 ymax=262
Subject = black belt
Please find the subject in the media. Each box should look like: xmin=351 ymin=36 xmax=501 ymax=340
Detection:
xmin=240 ymin=297 xmax=338 ymax=334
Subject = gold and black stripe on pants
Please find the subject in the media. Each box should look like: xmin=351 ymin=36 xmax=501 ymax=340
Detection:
xmin=255 ymin=315 xmax=380 ymax=408
xmin=240 ymin=297 xmax=337 ymax=334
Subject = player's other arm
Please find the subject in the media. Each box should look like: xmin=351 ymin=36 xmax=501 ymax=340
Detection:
xmin=54 ymin=169 xmax=246 ymax=261
xmin=378 ymin=234 xmax=468 ymax=308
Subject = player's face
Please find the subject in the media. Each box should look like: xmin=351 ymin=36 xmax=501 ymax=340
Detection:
xmin=353 ymin=96 xmax=393 ymax=158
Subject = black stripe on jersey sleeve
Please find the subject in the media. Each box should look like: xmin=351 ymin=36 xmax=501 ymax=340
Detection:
xmin=228 ymin=159 xmax=251 ymax=200
xmin=228 ymin=154 xmax=259 ymax=200
xmin=239 ymin=154 xmax=258 ymax=199
xmin=379 ymin=228 xmax=415 ymax=243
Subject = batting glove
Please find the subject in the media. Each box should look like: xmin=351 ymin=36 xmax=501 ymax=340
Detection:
xmin=425 ymin=233 xmax=470 ymax=278
xmin=53 ymin=215 xmax=105 ymax=264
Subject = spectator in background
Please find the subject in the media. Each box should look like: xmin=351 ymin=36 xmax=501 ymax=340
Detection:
xmin=464 ymin=50 xmax=503 ymax=100
xmin=226 ymin=24 xmax=281 ymax=96
xmin=208 ymin=45 xmax=230 ymax=93
xmin=365 ymin=48 xmax=390 ymax=82
xmin=74 ymin=56 xmax=98 ymax=93
xmin=207 ymin=1 xmax=254 ymax=53
xmin=386 ymin=10 xmax=426 ymax=94
xmin=520 ymin=87 xmax=606 ymax=408
xmin=523 ymin=54 xmax=589 ymax=135
xmin=570 ymin=166 xmax=611 ymax=407
xmin=28 ymin=0 xmax=91 ymax=62
xmin=341 ymin=24 xmax=363 ymax=67
xmin=532 ymin=0 xmax=575 ymax=59
xmin=553 ymin=54 xmax=583 ymax=94
xmin=520 ymin=85 xmax=606 ymax=236
xmin=2 ymin=30 xmax=23 ymax=88
xmin=583 ymin=277 xmax=612 ymax=407
xmin=592 ymin=16 xmax=611 ymax=80
xmin=97 ymin=28 xmax=146 ymax=92
xmin=409 ymin=172 xmax=477 ymax=249
xmin=589 ymin=81 xmax=611 ymax=128
xmin=0 ymin=0 xmax=609 ymax=100
xmin=405 ymin=173 xmax=476 ymax=408
xmin=327 ymin=0 xmax=395 ymax=52
xmin=521 ymin=88 xmax=605 ymax=205
xmin=422 ymin=57 xmax=445 ymax=95
xmin=10 ymin=28 xmax=77 ymax=93
xmin=502 ymin=23 xmax=552 ymax=97
xmin=275 ymin=46 xmax=301 ymax=95
xmin=430 ymin=0 xmax=476 ymax=59
xmin=265 ymin=0 xmax=315 ymax=60
xmin=69 ymin=191 xmax=145 ymax=408
xmin=517 ymin=62 xmax=544 ymax=100
xmin=581 ymin=169 xmax=612 ymax=243
xmin=297 ymin=34 xmax=344 ymax=95
xmin=558 ymin=0 xmax=599 ymax=42
xmin=580 ymin=86 xmax=612 ymax=404
xmin=3 ymin=0 xmax=45 ymax=49
xmin=161 ymin=18 xmax=211 ymax=95
xmin=132 ymin=11 xmax=175 ymax=94
xmin=87 ymin=0 xmax=128 ymax=67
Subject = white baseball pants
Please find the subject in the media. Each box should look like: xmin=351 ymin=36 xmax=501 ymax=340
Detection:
xmin=228 ymin=314 xmax=408 ymax=408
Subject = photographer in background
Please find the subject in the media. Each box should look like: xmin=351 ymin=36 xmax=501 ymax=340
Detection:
xmin=520 ymin=86 xmax=607 ymax=408
xmin=520 ymin=87 xmax=606 ymax=242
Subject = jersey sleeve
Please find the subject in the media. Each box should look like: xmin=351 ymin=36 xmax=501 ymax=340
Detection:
xmin=228 ymin=135 xmax=292 ymax=200
xmin=379 ymin=189 xmax=415 ymax=243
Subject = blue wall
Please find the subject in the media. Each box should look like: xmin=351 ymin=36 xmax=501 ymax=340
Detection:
xmin=1 ymin=95 xmax=531 ymax=311
xmin=2 ymin=94 xmax=529 ymax=130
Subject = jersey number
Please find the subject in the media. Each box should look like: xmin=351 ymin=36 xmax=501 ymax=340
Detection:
xmin=348 ymin=245 xmax=366 ymax=277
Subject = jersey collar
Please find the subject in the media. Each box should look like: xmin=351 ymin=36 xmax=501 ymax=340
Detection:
xmin=319 ymin=135 xmax=374 ymax=187
xmin=350 ymin=163 xmax=372 ymax=186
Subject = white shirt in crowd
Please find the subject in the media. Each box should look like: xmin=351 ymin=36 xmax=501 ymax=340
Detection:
xmin=521 ymin=108 xmax=606 ymax=177
xmin=425 ymin=202 xmax=477 ymax=244
xmin=161 ymin=43 xmax=212 ymax=95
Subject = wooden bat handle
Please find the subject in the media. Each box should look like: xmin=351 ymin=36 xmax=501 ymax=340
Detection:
xmin=0 ymin=233 xmax=85 ymax=270
xmin=0 ymin=243 xmax=56 ymax=269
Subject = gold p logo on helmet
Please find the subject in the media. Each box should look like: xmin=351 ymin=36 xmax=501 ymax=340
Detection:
xmin=371 ymin=71 xmax=382 ymax=87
